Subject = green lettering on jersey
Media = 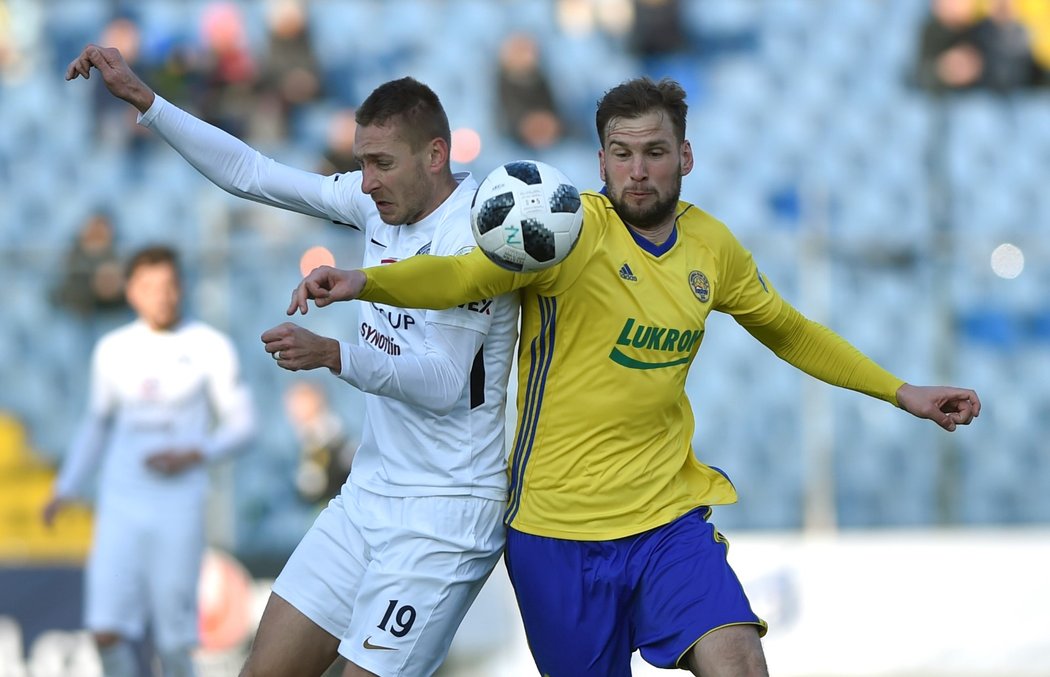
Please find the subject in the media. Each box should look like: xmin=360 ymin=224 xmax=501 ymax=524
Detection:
xmin=609 ymin=318 xmax=704 ymax=369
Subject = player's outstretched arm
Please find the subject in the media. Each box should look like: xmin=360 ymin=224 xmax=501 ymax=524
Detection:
xmin=287 ymin=266 xmax=365 ymax=315
xmin=895 ymin=383 xmax=981 ymax=432
xmin=70 ymin=44 xmax=334 ymax=221
xmin=287 ymin=252 xmax=525 ymax=316
xmin=65 ymin=44 xmax=155 ymax=113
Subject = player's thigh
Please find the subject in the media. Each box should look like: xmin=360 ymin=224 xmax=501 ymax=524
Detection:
xmin=270 ymin=490 xmax=369 ymax=640
xmin=632 ymin=508 xmax=766 ymax=670
xmin=146 ymin=507 xmax=205 ymax=651
xmin=339 ymin=491 xmax=504 ymax=677
xmin=684 ymin=624 xmax=768 ymax=677
xmin=240 ymin=592 xmax=342 ymax=677
xmin=504 ymin=528 xmax=633 ymax=677
xmin=84 ymin=513 xmax=147 ymax=640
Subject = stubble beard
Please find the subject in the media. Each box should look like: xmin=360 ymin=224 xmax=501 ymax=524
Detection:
xmin=608 ymin=171 xmax=683 ymax=231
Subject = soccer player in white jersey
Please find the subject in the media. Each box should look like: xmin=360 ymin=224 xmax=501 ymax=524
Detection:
xmin=66 ymin=46 xmax=519 ymax=677
xmin=43 ymin=246 xmax=256 ymax=677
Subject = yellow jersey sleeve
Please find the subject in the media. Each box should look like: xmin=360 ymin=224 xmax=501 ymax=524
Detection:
xmin=743 ymin=301 xmax=905 ymax=406
xmin=706 ymin=218 xmax=904 ymax=405
xmin=359 ymin=192 xmax=606 ymax=307
xmin=360 ymin=246 xmax=528 ymax=308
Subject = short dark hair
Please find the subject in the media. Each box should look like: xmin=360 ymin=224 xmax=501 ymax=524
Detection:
xmin=126 ymin=245 xmax=180 ymax=280
xmin=356 ymin=77 xmax=451 ymax=152
xmin=595 ymin=77 xmax=688 ymax=147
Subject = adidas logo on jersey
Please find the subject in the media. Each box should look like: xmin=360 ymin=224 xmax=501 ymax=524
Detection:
xmin=619 ymin=263 xmax=638 ymax=282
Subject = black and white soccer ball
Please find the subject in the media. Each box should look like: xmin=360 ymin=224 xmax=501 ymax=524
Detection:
xmin=470 ymin=160 xmax=583 ymax=272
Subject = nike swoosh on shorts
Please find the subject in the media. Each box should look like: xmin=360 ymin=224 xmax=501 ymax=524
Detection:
xmin=362 ymin=636 xmax=396 ymax=651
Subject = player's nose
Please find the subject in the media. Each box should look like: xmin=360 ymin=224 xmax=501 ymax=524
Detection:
xmin=360 ymin=168 xmax=381 ymax=194
xmin=628 ymin=157 xmax=648 ymax=180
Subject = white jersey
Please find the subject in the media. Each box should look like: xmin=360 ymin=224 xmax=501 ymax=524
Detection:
xmin=140 ymin=96 xmax=518 ymax=500
xmin=55 ymin=319 xmax=255 ymax=507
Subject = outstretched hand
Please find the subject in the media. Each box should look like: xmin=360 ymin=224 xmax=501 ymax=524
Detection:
xmin=65 ymin=44 xmax=156 ymax=113
xmin=896 ymin=383 xmax=981 ymax=432
xmin=261 ymin=322 xmax=342 ymax=373
xmin=287 ymin=266 xmax=366 ymax=316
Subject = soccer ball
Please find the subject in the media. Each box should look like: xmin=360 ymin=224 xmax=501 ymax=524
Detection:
xmin=470 ymin=160 xmax=584 ymax=272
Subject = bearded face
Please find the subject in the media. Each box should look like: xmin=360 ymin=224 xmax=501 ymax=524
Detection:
xmin=599 ymin=110 xmax=692 ymax=233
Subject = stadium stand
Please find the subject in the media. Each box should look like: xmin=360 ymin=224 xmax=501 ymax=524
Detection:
xmin=0 ymin=0 xmax=1047 ymax=573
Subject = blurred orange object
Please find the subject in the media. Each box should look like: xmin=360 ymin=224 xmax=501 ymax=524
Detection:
xmin=198 ymin=548 xmax=254 ymax=652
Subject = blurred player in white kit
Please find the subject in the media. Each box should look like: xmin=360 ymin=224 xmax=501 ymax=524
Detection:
xmin=65 ymin=45 xmax=520 ymax=676
xmin=43 ymin=245 xmax=256 ymax=677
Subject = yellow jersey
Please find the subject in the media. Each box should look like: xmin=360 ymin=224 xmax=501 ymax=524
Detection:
xmin=361 ymin=191 xmax=904 ymax=540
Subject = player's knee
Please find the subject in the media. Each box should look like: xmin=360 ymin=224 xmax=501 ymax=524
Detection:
xmin=92 ymin=631 xmax=122 ymax=648
xmin=686 ymin=625 xmax=767 ymax=677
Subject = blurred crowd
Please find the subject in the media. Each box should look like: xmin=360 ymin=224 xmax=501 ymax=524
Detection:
xmin=0 ymin=0 xmax=1047 ymax=556
xmin=914 ymin=0 xmax=1050 ymax=92
xmin=1 ymin=0 xmax=1048 ymax=571
xmin=33 ymin=0 xmax=707 ymax=158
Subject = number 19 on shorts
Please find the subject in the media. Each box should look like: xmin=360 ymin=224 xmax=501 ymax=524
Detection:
xmin=378 ymin=599 xmax=416 ymax=637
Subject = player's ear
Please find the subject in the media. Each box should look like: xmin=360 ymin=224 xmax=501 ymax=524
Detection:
xmin=598 ymin=148 xmax=607 ymax=183
xmin=680 ymin=140 xmax=693 ymax=176
xmin=428 ymin=137 xmax=449 ymax=172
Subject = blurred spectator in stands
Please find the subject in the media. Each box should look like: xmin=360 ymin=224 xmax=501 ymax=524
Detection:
xmin=915 ymin=0 xmax=1043 ymax=92
xmin=195 ymin=1 xmax=258 ymax=138
xmin=495 ymin=31 xmax=566 ymax=151
xmin=145 ymin=41 xmax=201 ymax=113
xmin=50 ymin=211 xmax=129 ymax=331
xmin=971 ymin=0 xmax=1044 ymax=91
xmin=315 ymin=107 xmax=361 ymax=175
xmin=283 ymin=380 xmax=356 ymax=507
xmin=0 ymin=0 xmax=27 ymax=82
xmin=626 ymin=0 xmax=709 ymax=102
xmin=628 ymin=0 xmax=688 ymax=68
xmin=915 ymin=0 xmax=985 ymax=92
xmin=257 ymin=0 xmax=323 ymax=141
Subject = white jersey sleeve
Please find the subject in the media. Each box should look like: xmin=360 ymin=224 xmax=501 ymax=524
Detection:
xmin=336 ymin=322 xmax=484 ymax=413
xmin=199 ymin=331 xmax=256 ymax=461
xmin=138 ymin=95 xmax=368 ymax=229
xmin=54 ymin=338 xmax=117 ymax=498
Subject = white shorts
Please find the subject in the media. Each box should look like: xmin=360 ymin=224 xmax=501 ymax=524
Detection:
xmin=272 ymin=483 xmax=505 ymax=676
xmin=85 ymin=500 xmax=204 ymax=651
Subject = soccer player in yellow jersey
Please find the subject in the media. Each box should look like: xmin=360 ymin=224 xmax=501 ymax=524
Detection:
xmin=286 ymin=78 xmax=981 ymax=677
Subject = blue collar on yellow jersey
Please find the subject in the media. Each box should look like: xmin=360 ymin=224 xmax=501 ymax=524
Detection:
xmin=599 ymin=185 xmax=679 ymax=258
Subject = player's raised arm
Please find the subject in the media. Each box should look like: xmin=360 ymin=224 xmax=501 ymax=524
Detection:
xmin=66 ymin=46 xmax=335 ymax=220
